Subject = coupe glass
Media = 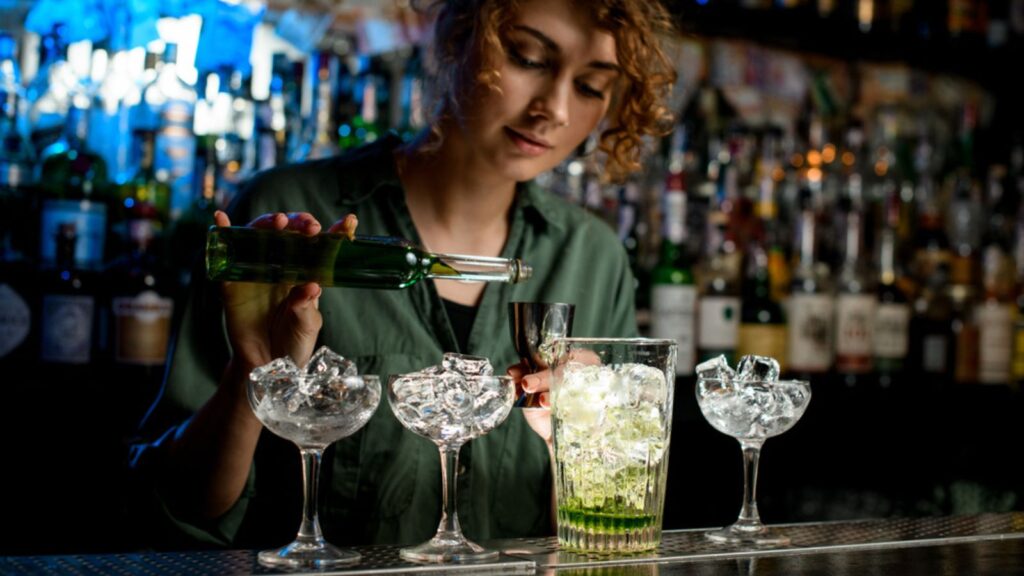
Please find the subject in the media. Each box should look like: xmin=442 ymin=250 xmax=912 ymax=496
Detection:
xmin=247 ymin=348 xmax=381 ymax=568
xmin=695 ymin=376 xmax=811 ymax=546
xmin=388 ymin=372 xmax=515 ymax=562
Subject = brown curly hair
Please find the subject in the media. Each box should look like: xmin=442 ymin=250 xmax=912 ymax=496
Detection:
xmin=413 ymin=0 xmax=678 ymax=182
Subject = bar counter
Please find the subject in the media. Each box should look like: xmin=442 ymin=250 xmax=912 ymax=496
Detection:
xmin=3 ymin=513 xmax=1022 ymax=575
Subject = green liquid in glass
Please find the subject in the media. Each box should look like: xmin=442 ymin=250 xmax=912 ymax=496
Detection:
xmin=558 ymin=505 xmax=658 ymax=535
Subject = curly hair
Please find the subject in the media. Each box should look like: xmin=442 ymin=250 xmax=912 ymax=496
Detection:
xmin=413 ymin=0 xmax=678 ymax=182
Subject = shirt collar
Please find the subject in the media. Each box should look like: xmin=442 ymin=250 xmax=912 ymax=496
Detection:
xmin=335 ymin=132 xmax=568 ymax=232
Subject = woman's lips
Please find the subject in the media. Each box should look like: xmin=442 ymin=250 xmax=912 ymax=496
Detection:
xmin=504 ymin=127 xmax=552 ymax=156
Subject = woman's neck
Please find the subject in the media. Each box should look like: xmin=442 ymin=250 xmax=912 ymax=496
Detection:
xmin=397 ymin=135 xmax=517 ymax=256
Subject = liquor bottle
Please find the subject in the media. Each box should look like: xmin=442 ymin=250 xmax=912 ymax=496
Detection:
xmin=650 ymin=180 xmax=697 ymax=376
xmin=950 ymin=283 xmax=979 ymax=384
xmin=38 ymin=104 xmax=110 ymax=270
xmin=339 ymin=56 xmax=384 ymax=150
xmin=697 ymin=211 xmax=740 ymax=365
xmin=39 ymin=223 xmax=100 ymax=365
xmin=255 ymin=72 xmax=287 ymax=171
xmin=26 ymin=26 xmax=71 ymax=155
xmin=88 ymin=47 xmax=137 ymax=185
xmin=617 ymin=181 xmax=649 ymax=317
xmin=786 ymin=188 xmax=834 ymax=378
xmin=169 ymin=134 xmax=219 ymax=295
xmin=909 ymin=263 xmax=954 ymax=385
xmin=118 ymin=129 xmax=171 ymax=227
xmin=397 ymin=47 xmax=426 ymax=142
xmin=108 ymin=209 xmax=175 ymax=424
xmin=206 ymin=227 xmax=532 ymax=288
xmin=736 ymin=225 xmax=788 ymax=368
xmin=139 ymin=43 xmax=197 ymax=222
xmin=975 ymin=245 xmax=1014 ymax=385
xmin=873 ymin=188 xmax=911 ymax=388
xmin=833 ymin=189 xmax=875 ymax=385
xmin=303 ymin=51 xmax=341 ymax=160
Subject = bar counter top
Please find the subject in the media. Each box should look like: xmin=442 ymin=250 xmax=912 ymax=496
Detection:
xmin=3 ymin=512 xmax=1023 ymax=575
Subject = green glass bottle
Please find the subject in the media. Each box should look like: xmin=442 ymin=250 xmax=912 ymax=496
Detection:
xmin=206 ymin=227 xmax=532 ymax=288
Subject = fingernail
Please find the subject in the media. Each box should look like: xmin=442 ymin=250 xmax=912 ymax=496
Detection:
xmin=539 ymin=392 xmax=550 ymax=408
xmin=522 ymin=375 xmax=537 ymax=393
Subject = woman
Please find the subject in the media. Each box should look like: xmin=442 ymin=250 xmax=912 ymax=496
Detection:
xmin=130 ymin=0 xmax=676 ymax=548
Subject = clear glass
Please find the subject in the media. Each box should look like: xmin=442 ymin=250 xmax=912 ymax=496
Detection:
xmin=247 ymin=349 xmax=381 ymax=568
xmin=388 ymin=373 xmax=515 ymax=562
xmin=549 ymin=338 xmax=677 ymax=553
xmin=695 ymin=376 xmax=811 ymax=546
xmin=508 ymin=301 xmax=575 ymax=408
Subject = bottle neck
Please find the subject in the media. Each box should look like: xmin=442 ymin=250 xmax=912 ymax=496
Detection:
xmin=422 ymin=249 xmax=531 ymax=284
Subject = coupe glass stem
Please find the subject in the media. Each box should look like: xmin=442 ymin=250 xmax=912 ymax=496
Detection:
xmin=436 ymin=445 xmax=463 ymax=537
xmin=735 ymin=439 xmax=765 ymax=532
xmin=297 ymin=447 xmax=325 ymax=544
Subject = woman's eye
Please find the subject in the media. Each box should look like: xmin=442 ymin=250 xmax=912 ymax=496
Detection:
xmin=509 ymin=46 xmax=547 ymax=69
xmin=576 ymin=81 xmax=605 ymax=100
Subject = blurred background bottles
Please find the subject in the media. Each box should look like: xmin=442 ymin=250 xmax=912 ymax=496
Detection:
xmin=0 ymin=0 xmax=1021 ymax=401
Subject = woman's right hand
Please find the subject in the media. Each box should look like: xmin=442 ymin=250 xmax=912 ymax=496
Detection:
xmin=214 ymin=210 xmax=358 ymax=376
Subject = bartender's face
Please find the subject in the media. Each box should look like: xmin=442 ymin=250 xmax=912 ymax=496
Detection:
xmin=458 ymin=0 xmax=620 ymax=182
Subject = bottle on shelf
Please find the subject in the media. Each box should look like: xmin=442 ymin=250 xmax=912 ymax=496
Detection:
xmin=736 ymin=222 xmax=788 ymax=369
xmin=649 ymin=174 xmax=697 ymax=376
xmin=873 ymin=187 xmax=912 ymax=388
xmin=909 ymin=263 xmax=954 ymax=386
xmin=975 ymin=242 xmax=1015 ymax=385
xmin=38 ymin=103 xmax=110 ymax=271
xmin=833 ymin=181 xmax=876 ymax=386
xmin=696 ymin=210 xmax=740 ymax=365
xmin=785 ymin=187 xmax=834 ymax=379
xmin=38 ymin=223 xmax=101 ymax=366
xmin=206 ymin=227 xmax=533 ymax=288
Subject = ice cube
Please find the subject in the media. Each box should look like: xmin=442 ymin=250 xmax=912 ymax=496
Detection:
xmin=696 ymin=355 xmax=735 ymax=383
xmin=621 ymin=363 xmax=668 ymax=408
xmin=441 ymin=352 xmax=494 ymax=376
xmin=735 ymin=354 xmax=780 ymax=382
xmin=307 ymin=346 xmax=358 ymax=377
xmin=250 ymin=356 xmax=300 ymax=383
xmin=438 ymin=373 xmax=474 ymax=417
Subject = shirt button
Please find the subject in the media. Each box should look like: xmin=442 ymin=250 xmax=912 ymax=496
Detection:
xmin=458 ymin=465 xmax=467 ymax=475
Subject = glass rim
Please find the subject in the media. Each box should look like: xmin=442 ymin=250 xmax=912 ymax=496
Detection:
xmin=387 ymin=373 xmax=513 ymax=380
xmin=554 ymin=337 xmax=677 ymax=347
xmin=696 ymin=377 xmax=811 ymax=386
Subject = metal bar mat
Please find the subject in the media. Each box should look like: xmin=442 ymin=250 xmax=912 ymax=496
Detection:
xmin=0 ymin=545 xmax=534 ymax=575
xmin=493 ymin=512 xmax=1024 ymax=570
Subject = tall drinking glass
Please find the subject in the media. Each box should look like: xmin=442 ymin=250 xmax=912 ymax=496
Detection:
xmin=388 ymin=372 xmax=515 ymax=562
xmin=550 ymin=338 xmax=677 ymax=553
xmin=247 ymin=348 xmax=380 ymax=568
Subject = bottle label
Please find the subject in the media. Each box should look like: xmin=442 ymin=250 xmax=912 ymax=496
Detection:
xmin=874 ymin=302 xmax=910 ymax=359
xmin=113 ymin=291 xmax=174 ymax=366
xmin=41 ymin=294 xmax=94 ymax=364
xmin=922 ymin=334 xmax=948 ymax=374
xmin=156 ymin=99 xmax=197 ymax=222
xmin=976 ymin=302 xmax=1013 ymax=384
xmin=40 ymin=200 xmax=108 ymax=268
xmin=953 ymin=320 xmax=979 ymax=383
xmin=0 ymin=284 xmax=31 ymax=358
xmin=698 ymin=296 xmax=740 ymax=350
xmin=650 ymin=284 xmax=697 ymax=375
xmin=835 ymin=294 xmax=875 ymax=372
xmin=737 ymin=324 xmax=787 ymax=371
xmin=786 ymin=293 xmax=833 ymax=372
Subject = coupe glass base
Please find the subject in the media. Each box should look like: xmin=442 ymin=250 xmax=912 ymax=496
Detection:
xmin=705 ymin=524 xmax=791 ymax=547
xmin=257 ymin=539 xmax=361 ymax=568
xmin=399 ymin=532 xmax=498 ymax=563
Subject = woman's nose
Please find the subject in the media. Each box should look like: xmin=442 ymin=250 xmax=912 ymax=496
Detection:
xmin=529 ymin=75 xmax=571 ymax=128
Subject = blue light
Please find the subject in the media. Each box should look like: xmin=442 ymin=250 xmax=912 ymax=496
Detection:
xmin=339 ymin=125 xmax=352 ymax=138
xmin=697 ymin=0 xmax=709 ymax=5
xmin=61 ymin=270 xmax=71 ymax=281
xmin=124 ymin=197 xmax=135 ymax=209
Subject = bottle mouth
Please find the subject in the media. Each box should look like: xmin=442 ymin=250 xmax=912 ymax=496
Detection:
xmin=514 ymin=260 xmax=533 ymax=283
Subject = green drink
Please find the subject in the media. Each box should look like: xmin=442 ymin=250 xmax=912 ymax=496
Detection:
xmin=558 ymin=505 xmax=658 ymax=534
xmin=206 ymin=226 xmax=531 ymax=288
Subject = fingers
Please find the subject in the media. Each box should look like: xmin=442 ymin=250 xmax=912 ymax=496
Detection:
xmin=213 ymin=210 xmax=231 ymax=227
xmin=245 ymin=212 xmax=322 ymax=235
xmin=273 ymin=282 xmax=324 ymax=364
xmin=327 ymin=213 xmax=359 ymax=240
xmin=521 ymin=370 xmax=550 ymax=394
xmin=506 ymin=362 xmax=528 ymax=381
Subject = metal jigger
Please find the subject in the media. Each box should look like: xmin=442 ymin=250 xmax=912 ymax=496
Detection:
xmin=508 ymin=302 xmax=575 ymax=408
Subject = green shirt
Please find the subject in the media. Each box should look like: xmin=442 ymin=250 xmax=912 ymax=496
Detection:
xmin=129 ymin=134 xmax=638 ymax=549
